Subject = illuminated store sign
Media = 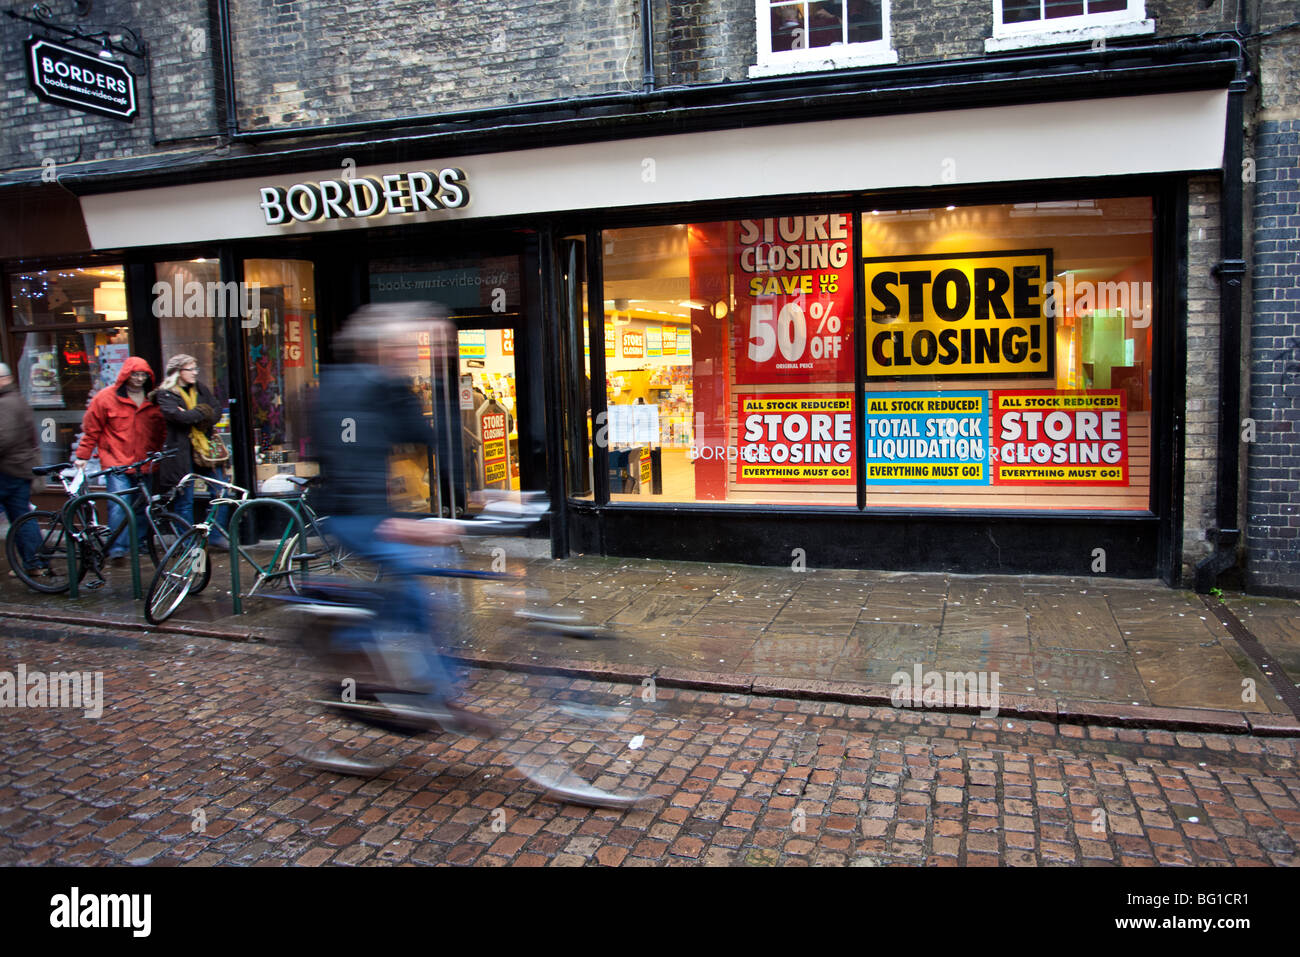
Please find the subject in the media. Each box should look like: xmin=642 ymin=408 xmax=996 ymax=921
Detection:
xmin=258 ymin=168 xmax=469 ymax=225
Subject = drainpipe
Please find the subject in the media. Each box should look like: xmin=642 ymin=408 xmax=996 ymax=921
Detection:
xmin=1194 ymin=62 xmax=1249 ymax=593
xmin=640 ymin=0 xmax=655 ymax=92
xmin=215 ymin=0 xmax=238 ymax=138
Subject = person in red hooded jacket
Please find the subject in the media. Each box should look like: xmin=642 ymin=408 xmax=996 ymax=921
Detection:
xmin=74 ymin=355 xmax=166 ymax=559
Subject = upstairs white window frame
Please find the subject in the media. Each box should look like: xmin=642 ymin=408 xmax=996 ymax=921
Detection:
xmin=987 ymin=0 xmax=1154 ymax=52
xmin=751 ymin=0 xmax=898 ymax=78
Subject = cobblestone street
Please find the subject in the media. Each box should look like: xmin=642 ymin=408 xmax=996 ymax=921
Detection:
xmin=2 ymin=618 xmax=1297 ymax=867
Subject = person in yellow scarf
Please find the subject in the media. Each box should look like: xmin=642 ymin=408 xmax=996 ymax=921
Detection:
xmin=151 ymin=354 xmax=232 ymax=549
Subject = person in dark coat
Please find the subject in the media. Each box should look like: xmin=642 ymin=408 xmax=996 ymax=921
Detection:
xmin=151 ymin=354 xmax=231 ymax=547
xmin=0 ymin=362 xmax=46 ymax=575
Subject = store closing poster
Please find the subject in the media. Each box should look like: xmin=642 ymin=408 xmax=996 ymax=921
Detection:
xmin=736 ymin=393 xmax=856 ymax=484
xmin=992 ymin=390 xmax=1128 ymax=485
xmin=865 ymin=391 xmax=989 ymax=485
xmin=733 ymin=216 xmax=856 ymax=386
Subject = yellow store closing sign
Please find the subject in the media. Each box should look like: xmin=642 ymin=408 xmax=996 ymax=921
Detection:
xmin=864 ymin=249 xmax=1053 ymax=380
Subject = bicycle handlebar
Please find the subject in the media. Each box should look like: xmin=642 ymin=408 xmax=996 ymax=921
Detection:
xmin=86 ymin=448 xmax=178 ymax=481
xmin=173 ymin=472 xmax=250 ymax=501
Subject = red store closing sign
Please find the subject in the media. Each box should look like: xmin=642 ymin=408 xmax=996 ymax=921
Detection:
xmin=733 ymin=215 xmax=856 ymax=386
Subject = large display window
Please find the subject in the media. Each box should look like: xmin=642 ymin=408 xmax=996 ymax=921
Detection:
xmin=243 ymin=259 xmax=319 ymax=493
xmin=5 ymin=265 xmax=131 ymax=485
xmin=585 ymin=195 xmax=1155 ymax=513
xmin=861 ymin=198 xmax=1153 ymax=510
xmin=600 ymin=218 xmax=857 ymax=506
xmin=156 ymin=259 xmax=233 ymax=477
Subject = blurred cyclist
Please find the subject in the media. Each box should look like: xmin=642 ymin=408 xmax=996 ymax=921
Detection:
xmin=310 ymin=302 xmax=490 ymax=732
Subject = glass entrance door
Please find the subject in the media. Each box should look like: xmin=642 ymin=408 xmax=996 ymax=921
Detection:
xmin=368 ymin=248 xmax=526 ymax=517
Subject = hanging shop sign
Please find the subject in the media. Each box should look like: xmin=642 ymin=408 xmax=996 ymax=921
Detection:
xmin=501 ymin=328 xmax=514 ymax=356
xmin=25 ymin=38 xmax=137 ymax=121
xmin=604 ymin=322 xmax=615 ymax=358
xmin=733 ymin=215 xmax=855 ymax=385
xmin=991 ymin=390 xmax=1128 ymax=485
xmin=645 ymin=327 xmax=662 ymax=357
xmin=661 ymin=326 xmax=677 ymax=356
xmin=736 ymin=392 xmax=856 ymax=485
xmin=865 ymin=391 xmax=989 ymax=485
xmin=258 ymin=168 xmax=469 ymax=225
xmin=864 ymin=249 xmax=1053 ymax=380
xmin=676 ymin=328 xmax=691 ymax=356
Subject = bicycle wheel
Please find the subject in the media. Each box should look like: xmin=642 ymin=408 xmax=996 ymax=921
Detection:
xmin=5 ymin=510 xmax=84 ymax=593
xmin=147 ymin=511 xmax=192 ymax=568
xmin=145 ymin=529 xmax=212 ymax=624
xmin=281 ymin=530 xmax=382 ymax=595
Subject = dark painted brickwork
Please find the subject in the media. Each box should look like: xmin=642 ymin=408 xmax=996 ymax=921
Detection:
xmin=228 ymin=0 xmax=643 ymax=131
xmin=1247 ymin=118 xmax=1300 ymax=595
xmin=0 ymin=0 xmax=220 ymax=172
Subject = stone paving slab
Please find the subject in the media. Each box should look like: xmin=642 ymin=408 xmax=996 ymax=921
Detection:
xmin=1 ymin=550 xmax=1297 ymax=728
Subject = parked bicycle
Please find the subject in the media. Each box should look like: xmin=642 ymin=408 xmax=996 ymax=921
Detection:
xmin=5 ymin=450 xmax=190 ymax=594
xmin=144 ymin=473 xmax=251 ymax=623
xmin=259 ymin=475 xmax=381 ymax=594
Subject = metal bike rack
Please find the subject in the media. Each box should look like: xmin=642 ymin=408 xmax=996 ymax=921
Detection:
xmin=62 ymin=491 xmax=142 ymax=600
xmin=227 ymin=497 xmax=310 ymax=615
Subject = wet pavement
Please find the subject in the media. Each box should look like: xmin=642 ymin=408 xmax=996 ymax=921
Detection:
xmin=0 ymin=617 xmax=1297 ymax=867
xmin=2 ymin=542 xmax=1298 ymax=731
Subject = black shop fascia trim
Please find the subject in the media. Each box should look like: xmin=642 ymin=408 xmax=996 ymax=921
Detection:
xmin=566 ymin=500 xmax=1155 ymax=522
xmin=10 ymin=38 xmax=1240 ymax=197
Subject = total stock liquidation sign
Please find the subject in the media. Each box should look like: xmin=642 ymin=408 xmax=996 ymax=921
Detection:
xmin=865 ymin=391 xmax=989 ymax=485
xmin=863 ymin=249 xmax=1053 ymax=380
xmin=733 ymin=216 xmax=856 ymax=386
xmin=863 ymin=389 xmax=1129 ymax=487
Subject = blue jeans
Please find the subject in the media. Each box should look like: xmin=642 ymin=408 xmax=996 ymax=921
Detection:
xmin=105 ymin=471 xmax=151 ymax=558
xmin=322 ymin=515 xmax=461 ymax=707
xmin=0 ymin=473 xmax=44 ymax=569
xmin=172 ymin=467 xmax=232 ymax=544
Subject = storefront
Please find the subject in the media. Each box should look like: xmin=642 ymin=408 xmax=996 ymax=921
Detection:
xmin=2 ymin=82 xmax=1230 ymax=582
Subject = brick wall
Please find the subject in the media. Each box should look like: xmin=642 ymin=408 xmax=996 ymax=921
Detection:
xmin=0 ymin=0 xmax=219 ymax=172
xmin=228 ymin=0 xmax=642 ymax=131
xmin=1183 ymin=175 xmax=1222 ymax=582
xmin=1245 ymin=14 xmax=1300 ymax=595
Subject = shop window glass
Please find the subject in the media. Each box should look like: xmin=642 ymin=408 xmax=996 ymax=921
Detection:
xmin=156 ymin=259 xmax=233 ymax=470
xmin=10 ymin=326 xmax=131 ymax=486
xmin=602 ymin=218 xmax=856 ymax=506
xmin=243 ymin=259 xmax=319 ymax=493
xmin=8 ymin=266 xmax=127 ymax=325
xmin=860 ymin=197 xmax=1154 ymax=511
xmin=559 ymin=238 xmax=594 ymax=501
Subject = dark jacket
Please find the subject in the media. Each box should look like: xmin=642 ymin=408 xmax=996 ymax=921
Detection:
xmin=151 ymin=380 xmax=219 ymax=491
xmin=75 ymin=356 xmax=165 ymax=469
xmin=312 ymin=363 xmax=445 ymax=517
xmin=0 ymin=379 xmax=40 ymax=479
